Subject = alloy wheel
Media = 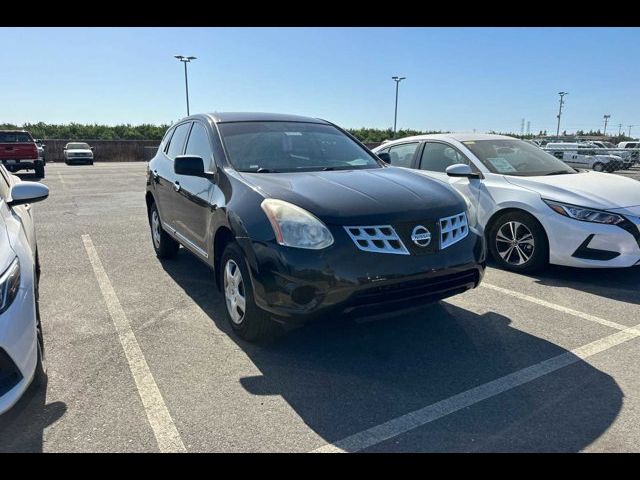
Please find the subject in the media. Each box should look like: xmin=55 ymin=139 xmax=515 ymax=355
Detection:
xmin=151 ymin=210 xmax=161 ymax=249
xmin=495 ymin=221 xmax=535 ymax=266
xmin=224 ymin=259 xmax=246 ymax=325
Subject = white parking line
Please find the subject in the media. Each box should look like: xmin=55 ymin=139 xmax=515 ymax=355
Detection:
xmin=82 ymin=234 xmax=186 ymax=453
xmin=481 ymin=283 xmax=635 ymax=333
xmin=312 ymin=321 xmax=640 ymax=453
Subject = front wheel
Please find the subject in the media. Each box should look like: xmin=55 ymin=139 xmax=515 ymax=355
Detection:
xmin=220 ymin=242 xmax=278 ymax=342
xmin=592 ymin=162 xmax=604 ymax=172
xmin=149 ymin=202 xmax=179 ymax=259
xmin=31 ymin=277 xmax=47 ymax=388
xmin=488 ymin=211 xmax=548 ymax=273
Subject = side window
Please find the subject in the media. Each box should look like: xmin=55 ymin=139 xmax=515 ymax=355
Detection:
xmin=0 ymin=167 xmax=11 ymax=201
xmin=184 ymin=122 xmax=214 ymax=169
xmin=166 ymin=123 xmax=191 ymax=160
xmin=162 ymin=128 xmax=175 ymax=154
xmin=387 ymin=142 xmax=419 ymax=168
xmin=419 ymin=142 xmax=470 ymax=173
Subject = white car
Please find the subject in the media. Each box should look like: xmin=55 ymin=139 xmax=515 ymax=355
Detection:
xmin=0 ymin=164 xmax=49 ymax=415
xmin=544 ymin=142 xmax=624 ymax=172
xmin=63 ymin=142 xmax=94 ymax=165
xmin=373 ymin=134 xmax=640 ymax=272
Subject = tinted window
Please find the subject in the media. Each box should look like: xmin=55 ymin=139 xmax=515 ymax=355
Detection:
xmin=0 ymin=132 xmax=33 ymax=143
xmin=184 ymin=123 xmax=214 ymax=168
xmin=166 ymin=123 xmax=191 ymax=160
xmin=0 ymin=166 xmax=11 ymax=200
xmin=218 ymin=121 xmax=380 ymax=173
xmin=419 ymin=142 xmax=470 ymax=172
xmin=387 ymin=143 xmax=419 ymax=168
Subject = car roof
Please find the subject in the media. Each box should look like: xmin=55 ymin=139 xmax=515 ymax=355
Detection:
xmin=376 ymin=132 xmax=517 ymax=145
xmin=0 ymin=129 xmax=30 ymax=133
xmin=204 ymin=112 xmax=330 ymax=124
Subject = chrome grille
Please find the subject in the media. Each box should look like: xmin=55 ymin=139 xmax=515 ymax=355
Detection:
xmin=440 ymin=212 xmax=468 ymax=249
xmin=344 ymin=225 xmax=409 ymax=255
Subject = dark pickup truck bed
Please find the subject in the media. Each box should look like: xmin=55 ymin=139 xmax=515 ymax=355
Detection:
xmin=0 ymin=130 xmax=45 ymax=178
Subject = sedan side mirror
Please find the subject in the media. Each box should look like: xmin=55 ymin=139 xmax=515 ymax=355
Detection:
xmin=174 ymin=155 xmax=214 ymax=178
xmin=446 ymin=164 xmax=483 ymax=179
xmin=8 ymin=182 xmax=49 ymax=207
xmin=90 ymin=146 xmax=94 ymax=150
xmin=377 ymin=152 xmax=391 ymax=164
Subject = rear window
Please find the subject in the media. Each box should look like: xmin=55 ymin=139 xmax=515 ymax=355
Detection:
xmin=0 ymin=132 xmax=33 ymax=143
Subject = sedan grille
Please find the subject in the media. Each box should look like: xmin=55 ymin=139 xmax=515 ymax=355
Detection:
xmin=439 ymin=212 xmax=469 ymax=249
xmin=344 ymin=225 xmax=409 ymax=255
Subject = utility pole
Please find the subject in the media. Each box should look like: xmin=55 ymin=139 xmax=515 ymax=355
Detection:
xmin=603 ymin=114 xmax=610 ymax=136
xmin=391 ymin=76 xmax=406 ymax=138
xmin=619 ymin=124 xmax=623 ymax=136
xmin=556 ymin=92 xmax=568 ymax=138
xmin=174 ymin=55 xmax=197 ymax=116
xmin=526 ymin=121 xmax=531 ymax=136
xmin=520 ymin=118 xmax=525 ymax=136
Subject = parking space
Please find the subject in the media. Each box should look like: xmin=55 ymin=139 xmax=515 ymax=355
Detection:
xmin=0 ymin=162 xmax=639 ymax=452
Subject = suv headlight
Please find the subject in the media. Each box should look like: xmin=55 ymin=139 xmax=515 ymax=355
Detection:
xmin=0 ymin=257 xmax=20 ymax=315
xmin=261 ymin=199 xmax=334 ymax=249
xmin=543 ymin=199 xmax=625 ymax=225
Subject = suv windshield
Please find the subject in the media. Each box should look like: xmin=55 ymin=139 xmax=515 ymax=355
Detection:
xmin=218 ymin=121 xmax=380 ymax=173
xmin=463 ymin=139 xmax=577 ymax=176
xmin=0 ymin=132 xmax=33 ymax=143
xmin=67 ymin=143 xmax=90 ymax=149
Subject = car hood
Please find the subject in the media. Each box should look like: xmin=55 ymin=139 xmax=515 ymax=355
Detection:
xmin=0 ymin=215 xmax=16 ymax=274
xmin=238 ymin=167 xmax=466 ymax=224
xmin=67 ymin=149 xmax=92 ymax=154
xmin=504 ymin=171 xmax=640 ymax=212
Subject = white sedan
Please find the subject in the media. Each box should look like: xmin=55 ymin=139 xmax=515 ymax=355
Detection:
xmin=373 ymin=134 xmax=640 ymax=272
xmin=0 ymin=164 xmax=49 ymax=414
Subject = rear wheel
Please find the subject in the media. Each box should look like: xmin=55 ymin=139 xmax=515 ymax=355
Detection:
xmin=592 ymin=162 xmax=604 ymax=172
xmin=488 ymin=211 xmax=548 ymax=273
xmin=35 ymin=164 xmax=45 ymax=178
xmin=149 ymin=202 xmax=179 ymax=259
xmin=220 ymin=242 xmax=278 ymax=342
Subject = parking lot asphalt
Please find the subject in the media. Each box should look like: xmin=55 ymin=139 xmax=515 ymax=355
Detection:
xmin=0 ymin=162 xmax=639 ymax=452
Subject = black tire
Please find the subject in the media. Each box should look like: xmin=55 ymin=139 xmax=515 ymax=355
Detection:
xmin=64 ymin=160 xmax=69 ymax=165
xmin=34 ymin=164 xmax=45 ymax=178
xmin=488 ymin=211 xmax=548 ymax=273
xmin=88 ymin=160 xmax=94 ymax=165
xmin=148 ymin=201 xmax=179 ymax=259
xmin=31 ymin=273 xmax=47 ymax=388
xmin=592 ymin=162 xmax=604 ymax=172
xmin=220 ymin=241 xmax=279 ymax=343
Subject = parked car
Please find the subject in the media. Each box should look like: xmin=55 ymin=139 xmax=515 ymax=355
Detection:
xmin=373 ymin=134 xmax=640 ymax=272
xmin=0 ymin=130 xmax=45 ymax=178
xmin=0 ymin=164 xmax=49 ymax=415
xmin=586 ymin=141 xmax=634 ymax=169
xmin=63 ymin=142 xmax=94 ymax=165
xmin=146 ymin=113 xmax=486 ymax=342
xmin=544 ymin=142 xmax=622 ymax=172
xmin=618 ymin=141 xmax=640 ymax=161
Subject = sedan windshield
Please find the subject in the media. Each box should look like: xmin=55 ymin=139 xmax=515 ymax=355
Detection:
xmin=67 ymin=143 xmax=90 ymax=150
xmin=218 ymin=121 xmax=381 ymax=173
xmin=462 ymin=139 xmax=577 ymax=176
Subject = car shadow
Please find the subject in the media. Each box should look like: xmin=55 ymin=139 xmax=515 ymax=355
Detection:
xmin=15 ymin=172 xmax=44 ymax=181
xmin=488 ymin=258 xmax=640 ymax=306
xmin=160 ymin=251 xmax=623 ymax=452
xmin=0 ymin=378 xmax=67 ymax=452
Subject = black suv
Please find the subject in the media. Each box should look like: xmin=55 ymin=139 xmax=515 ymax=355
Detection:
xmin=146 ymin=113 xmax=486 ymax=341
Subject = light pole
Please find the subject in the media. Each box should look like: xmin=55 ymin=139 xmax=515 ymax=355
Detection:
xmin=619 ymin=124 xmax=623 ymax=136
xmin=603 ymin=114 xmax=610 ymax=136
xmin=174 ymin=55 xmax=197 ymax=116
xmin=556 ymin=91 xmax=568 ymax=138
xmin=392 ymin=76 xmax=406 ymax=137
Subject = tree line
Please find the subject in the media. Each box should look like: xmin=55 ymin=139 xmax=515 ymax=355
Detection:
xmin=0 ymin=122 xmax=634 ymax=143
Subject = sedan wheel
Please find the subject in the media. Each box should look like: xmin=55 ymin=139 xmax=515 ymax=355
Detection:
xmin=224 ymin=259 xmax=246 ymax=325
xmin=495 ymin=221 xmax=534 ymax=266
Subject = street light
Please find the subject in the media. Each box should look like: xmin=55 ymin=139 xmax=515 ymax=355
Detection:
xmin=603 ymin=114 xmax=610 ymax=136
xmin=556 ymin=92 xmax=568 ymax=138
xmin=392 ymin=76 xmax=406 ymax=137
xmin=174 ymin=55 xmax=197 ymax=116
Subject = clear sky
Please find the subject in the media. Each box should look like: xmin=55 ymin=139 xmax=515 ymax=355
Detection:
xmin=1 ymin=27 xmax=639 ymax=134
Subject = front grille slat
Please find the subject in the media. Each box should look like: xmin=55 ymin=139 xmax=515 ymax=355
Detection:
xmin=440 ymin=212 xmax=469 ymax=249
xmin=344 ymin=225 xmax=410 ymax=255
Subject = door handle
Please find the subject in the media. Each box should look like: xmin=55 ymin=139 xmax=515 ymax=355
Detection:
xmin=173 ymin=181 xmax=181 ymax=192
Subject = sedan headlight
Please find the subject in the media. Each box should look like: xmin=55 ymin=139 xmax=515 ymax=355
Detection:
xmin=0 ymin=257 xmax=20 ymax=315
xmin=543 ymin=199 xmax=625 ymax=225
xmin=261 ymin=199 xmax=334 ymax=249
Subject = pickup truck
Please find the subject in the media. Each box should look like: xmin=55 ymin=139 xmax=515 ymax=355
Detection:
xmin=0 ymin=130 xmax=45 ymax=178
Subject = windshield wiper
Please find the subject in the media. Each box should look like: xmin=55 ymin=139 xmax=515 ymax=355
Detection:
xmin=545 ymin=170 xmax=573 ymax=176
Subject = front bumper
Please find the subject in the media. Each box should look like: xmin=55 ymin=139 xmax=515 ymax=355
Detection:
xmin=542 ymin=211 xmax=640 ymax=268
xmin=0 ymin=285 xmax=38 ymax=415
xmin=1 ymin=159 xmax=43 ymax=173
xmin=65 ymin=156 xmax=93 ymax=163
xmin=240 ymin=227 xmax=486 ymax=324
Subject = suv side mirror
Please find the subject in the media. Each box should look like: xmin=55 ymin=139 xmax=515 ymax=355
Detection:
xmin=174 ymin=155 xmax=214 ymax=178
xmin=8 ymin=182 xmax=49 ymax=207
xmin=377 ymin=152 xmax=391 ymax=164
xmin=446 ymin=163 xmax=483 ymax=179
